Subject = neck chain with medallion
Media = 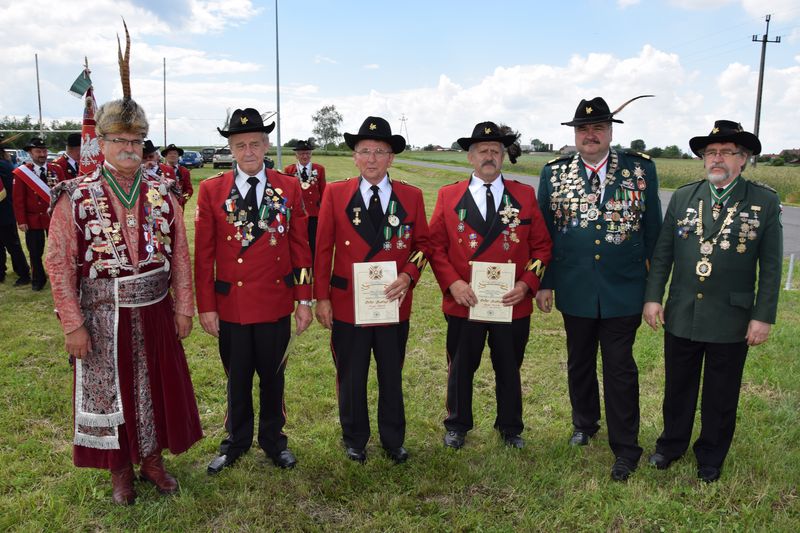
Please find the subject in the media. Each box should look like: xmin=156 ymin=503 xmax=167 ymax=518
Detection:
xmin=694 ymin=199 xmax=740 ymax=279
xmin=102 ymin=167 xmax=142 ymax=209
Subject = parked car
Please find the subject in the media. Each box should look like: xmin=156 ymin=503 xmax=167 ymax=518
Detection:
xmin=212 ymin=147 xmax=234 ymax=169
xmin=7 ymin=149 xmax=31 ymax=167
xmin=201 ymin=147 xmax=216 ymax=163
xmin=179 ymin=150 xmax=204 ymax=169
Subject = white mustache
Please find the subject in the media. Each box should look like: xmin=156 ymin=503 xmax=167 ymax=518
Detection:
xmin=118 ymin=152 xmax=142 ymax=162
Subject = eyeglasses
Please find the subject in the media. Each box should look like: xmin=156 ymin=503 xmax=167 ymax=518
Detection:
xmin=355 ymin=149 xmax=393 ymax=158
xmin=702 ymin=149 xmax=742 ymax=159
xmin=104 ymin=137 xmax=144 ymax=148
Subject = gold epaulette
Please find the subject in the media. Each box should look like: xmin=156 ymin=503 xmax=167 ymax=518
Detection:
xmin=204 ymin=172 xmax=224 ymax=181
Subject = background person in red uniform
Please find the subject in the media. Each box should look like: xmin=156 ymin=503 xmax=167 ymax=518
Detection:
xmin=54 ymin=133 xmax=81 ymax=179
xmin=195 ymin=108 xmax=313 ymax=474
xmin=161 ymin=144 xmax=192 ymax=207
xmin=12 ymin=137 xmax=66 ymax=290
xmin=283 ymin=139 xmax=326 ymax=259
xmin=428 ymin=122 xmax=552 ymax=451
xmin=314 ymin=116 xmax=429 ymax=465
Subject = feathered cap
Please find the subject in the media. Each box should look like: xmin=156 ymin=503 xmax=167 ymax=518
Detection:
xmin=95 ymin=20 xmax=149 ymax=137
xmin=561 ymin=95 xmax=654 ymax=126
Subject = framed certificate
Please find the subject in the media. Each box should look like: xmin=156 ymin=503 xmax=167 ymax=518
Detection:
xmin=469 ymin=261 xmax=515 ymax=323
xmin=353 ymin=261 xmax=400 ymax=325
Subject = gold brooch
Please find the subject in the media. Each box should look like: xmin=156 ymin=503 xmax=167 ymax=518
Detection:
xmin=712 ymin=127 xmax=719 ymax=134
xmin=484 ymin=127 xmax=492 ymax=134
xmin=369 ymin=123 xmax=377 ymax=130
xmin=586 ymin=106 xmax=593 ymax=114
xmin=240 ymin=116 xmax=249 ymax=124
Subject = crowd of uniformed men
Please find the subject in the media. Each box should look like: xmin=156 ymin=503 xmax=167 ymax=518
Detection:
xmin=0 ymin=91 xmax=783 ymax=504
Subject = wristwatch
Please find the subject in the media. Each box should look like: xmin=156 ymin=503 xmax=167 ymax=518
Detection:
xmin=298 ymin=299 xmax=314 ymax=307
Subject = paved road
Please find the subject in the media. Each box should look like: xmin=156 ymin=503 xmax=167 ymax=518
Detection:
xmin=395 ymin=158 xmax=800 ymax=257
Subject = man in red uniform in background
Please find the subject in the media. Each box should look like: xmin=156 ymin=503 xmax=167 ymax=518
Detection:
xmin=54 ymin=133 xmax=81 ymax=179
xmin=283 ymin=139 xmax=326 ymax=259
xmin=161 ymin=144 xmax=192 ymax=207
xmin=195 ymin=108 xmax=313 ymax=474
xmin=12 ymin=137 xmax=66 ymax=290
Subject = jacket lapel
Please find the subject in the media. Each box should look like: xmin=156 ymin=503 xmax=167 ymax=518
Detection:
xmin=454 ymin=179 xmax=488 ymax=237
xmin=365 ymin=179 xmax=408 ymax=260
xmin=472 ymin=178 xmax=519 ymax=258
xmin=346 ymin=179 xmax=375 ymax=248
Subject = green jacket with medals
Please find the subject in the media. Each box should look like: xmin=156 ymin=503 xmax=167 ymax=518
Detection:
xmin=644 ymin=177 xmax=783 ymax=343
xmin=538 ymin=149 xmax=662 ymax=318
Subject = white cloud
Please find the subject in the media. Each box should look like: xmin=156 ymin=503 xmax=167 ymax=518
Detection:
xmin=314 ymin=55 xmax=338 ymax=64
xmin=363 ymin=64 xmax=380 ymax=70
xmin=617 ymin=0 xmax=640 ymax=8
xmin=669 ymin=0 xmax=734 ymax=9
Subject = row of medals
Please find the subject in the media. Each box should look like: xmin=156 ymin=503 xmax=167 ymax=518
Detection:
xmin=228 ymin=186 xmax=286 ymax=247
xmin=297 ymin=169 xmax=318 ymax=190
xmin=351 ymin=207 xmax=410 ymax=251
xmin=456 ymin=202 xmax=521 ymax=250
xmin=548 ymin=154 xmax=644 ymax=244
xmin=677 ymin=205 xmax=760 ymax=253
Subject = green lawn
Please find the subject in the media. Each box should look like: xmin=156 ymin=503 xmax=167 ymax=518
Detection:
xmin=1 ymin=158 xmax=798 ymax=531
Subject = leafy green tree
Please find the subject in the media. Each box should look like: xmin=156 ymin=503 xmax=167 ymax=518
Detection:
xmin=662 ymin=145 xmax=683 ymax=158
xmin=647 ymin=147 xmax=663 ymax=158
xmin=311 ymin=105 xmax=343 ymax=152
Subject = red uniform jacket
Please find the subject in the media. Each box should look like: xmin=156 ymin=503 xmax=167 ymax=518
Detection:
xmin=195 ymin=169 xmax=312 ymax=325
xmin=172 ymin=165 xmax=193 ymax=207
xmin=314 ymin=177 xmax=430 ymax=324
xmin=12 ymin=162 xmax=66 ymax=229
xmin=283 ymin=162 xmax=326 ymax=217
xmin=428 ymin=177 xmax=552 ymax=319
xmin=54 ymin=154 xmax=79 ymax=179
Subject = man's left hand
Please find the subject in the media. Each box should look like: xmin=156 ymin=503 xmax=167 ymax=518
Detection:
xmin=502 ymin=281 xmax=529 ymax=307
xmin=745 ymin=319 xmax=771 ymax=346
xmin=295 ymin=303 xmax=313 ymax=335
xmin=175 ymin=314 xmax=192 ymax=339
xmin=385 ymin=273 xmax=412 ymax=305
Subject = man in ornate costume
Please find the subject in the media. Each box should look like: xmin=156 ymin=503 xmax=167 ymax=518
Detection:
xmin=284 ymin=139 xmax=326 ymax=259
xmin=643 ymin=121 xmax=782 ymax=483
xmin=45 ymin=28 xmax=202 ymax=505
xmin=536 ymin=96 xmax=661 ymax=481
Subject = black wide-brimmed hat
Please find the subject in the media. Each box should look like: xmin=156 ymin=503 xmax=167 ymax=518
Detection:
xmin=67 ymin=133 xmax=81 ymax=148
xmin=143 ymin=139 xmax=159 ymax=155
xmin=561 ymin=97 xmax=624 ymax=126
xmin=293 ymin=139 xmax=315 ymax=151
xmin=344 ymin=116 xmax=406 ymax=153
xmin=24 ymin=137 xmax=47 ymax=151
xmin=161 ymin=143 xmax=184 ymax=157
xmin=689 ymin=120 xmax=761 ymax=156
xmin=217 ymin=108 xmax=275 ymax=138
xmin=457 ymin=122 xmax=516 ymax=150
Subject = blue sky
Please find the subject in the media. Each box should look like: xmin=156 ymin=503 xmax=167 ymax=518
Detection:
xmin=1 ymin=0 xmax=798 ymax=154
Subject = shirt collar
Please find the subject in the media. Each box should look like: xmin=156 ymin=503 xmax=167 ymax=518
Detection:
xmin=469 ymin=174 xmax=503 ymax=193
xmin=359 ymin=174 xmax=390 ymax=195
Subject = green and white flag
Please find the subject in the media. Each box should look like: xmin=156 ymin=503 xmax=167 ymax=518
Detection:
xmin=68 ymin=70 xmax=92 ymax=98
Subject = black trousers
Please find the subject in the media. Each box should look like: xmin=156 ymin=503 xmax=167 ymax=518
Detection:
xmin=24 ymin=228 xmax=46 ymax=285
xmin=562 ymin=313 xmax=642 ymax=462
xmin=655 ymin=331 xmax=748 ymax=469
xmin=307 ymin=216 xmax=318 ymax=261
xmin=444 ymin=314 xmax=530 ymax=436
xmin=218 ymin=316 xmax=291 ymax=457
xmin=0 ymin=224 xmax=30 ymax=279
xmin=330 ymin=319 xmax=409 ymax=449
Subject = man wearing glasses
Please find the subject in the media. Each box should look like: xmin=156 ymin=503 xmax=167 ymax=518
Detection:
xmin=314 ymin=116 xmax=429 ymax=464
xmin=643 ymin=120 xmax=782 ymax=483
xmin=45 ymin=97 xmax=202 ymax=505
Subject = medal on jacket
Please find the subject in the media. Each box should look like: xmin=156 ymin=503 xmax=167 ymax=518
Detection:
xmin=387 ymin=201 xmax=399 ymax=227
xmin=383 ymin=226 xmax=392 ymax=251
xmin=352 ymin=207 xmax=362 ymax=226
xmin=694 ymin=199 xmax=740 ymax=279
xmin=457 ymin=209 xmax=466 ymax=232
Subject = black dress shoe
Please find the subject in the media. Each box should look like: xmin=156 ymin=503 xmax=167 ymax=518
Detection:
xmin=207 ymin=453 xmax=240 ymax=475
xmin=697 ymin=465 xmax=721 ymax=483
xmin=14 ymin=277 xmax=31 ymax=287
xmin=501 ymin=433 xmax=525 ymax=449
xmin=611 ymin=457 xmax=637 ymax=482
xmin=383 ymin=446 xmax=409 ymax=464
xmin=345 ymin=447 xmax=367 ymax=464
xmin=443 ymin=430 xmax=466 ymax=449
xmin=31 ymin=283 xmax=44 ymax=292
xmin=269 ymin=449 xmax=297 ymax=469
xmin=648 ymin=452 xmax=677 ymax=470
xmin=568 ymin=430 xmax=591 ymax=446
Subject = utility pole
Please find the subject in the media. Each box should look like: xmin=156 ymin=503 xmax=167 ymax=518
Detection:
xmin=751 ymin=14 xmax=780 ymax=167
xmin=274 ymin=0 xmax=283 ymax=168
xmin=399 ymin=114 xmax=409 ymax=149
xmin=163 ymin=58 xmax=167 ymax=146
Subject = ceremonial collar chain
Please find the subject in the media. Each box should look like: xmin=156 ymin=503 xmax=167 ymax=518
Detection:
xmin=708 ymin=177 xmax=739 ymax=205
xmin=102 ymin=167 xmax=142 ymax=209
xmin=694 ymin=199 xmax=740 ymax=279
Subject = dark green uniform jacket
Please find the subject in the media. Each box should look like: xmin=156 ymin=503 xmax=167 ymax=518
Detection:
xmin=538 ymin=149 xmax=662 ymax=318
xmin=644 ymin=177 xmax=783 ymax=343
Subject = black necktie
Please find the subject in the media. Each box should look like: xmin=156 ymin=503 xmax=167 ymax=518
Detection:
xmin=484 ymin=183 xmax=495 ymax=222
xmin=589 ymin=171 xmax=600 ymax=194
xmin=39 ymin=166 xmax=47 ymax=180
xmin=368 ymin=185 xmax=383 ymax=228
xmin=245 ymin=176 xmax=260 ymax=223
xmin=300 ymin=167 xmax=308 ymax=181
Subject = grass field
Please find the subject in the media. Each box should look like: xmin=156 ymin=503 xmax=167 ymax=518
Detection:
xmin=1 ymin=157 xmax=798 ymax=531
xmin=396 ymin=151 xmax=800 ymax=205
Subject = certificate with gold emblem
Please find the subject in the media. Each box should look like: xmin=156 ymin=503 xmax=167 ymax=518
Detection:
xmin=469 ymin=261 xmax=515 ymax=323
xmin=353 ymin=261 xmax=399 ymax=325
